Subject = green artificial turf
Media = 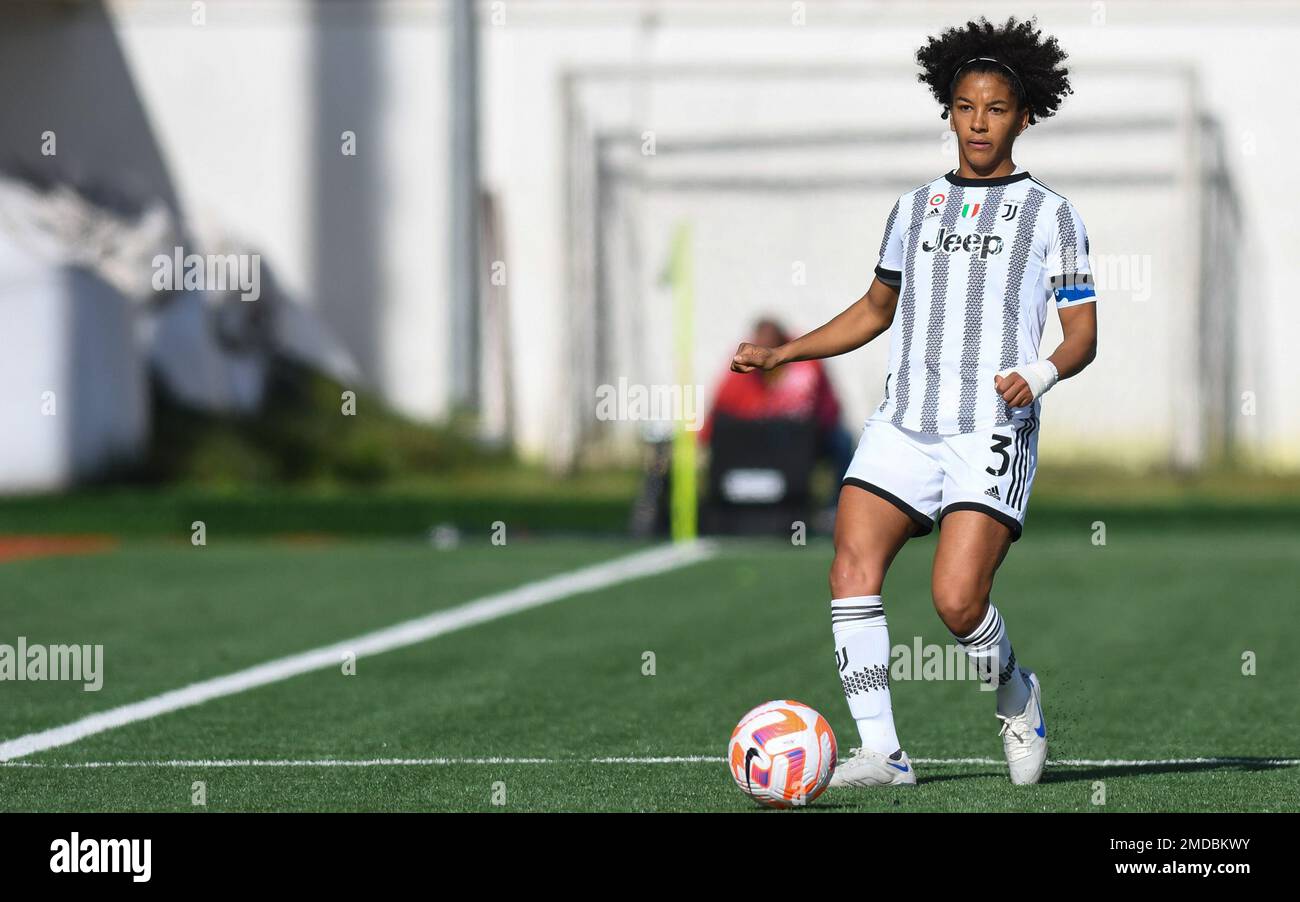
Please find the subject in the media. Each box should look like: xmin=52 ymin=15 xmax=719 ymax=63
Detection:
xmin=0 ymin=529 xmax=1296 ymax=812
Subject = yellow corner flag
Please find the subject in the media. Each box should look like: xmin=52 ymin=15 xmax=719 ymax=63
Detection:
xmin=669 ymin=222 xmax=697 ymax=544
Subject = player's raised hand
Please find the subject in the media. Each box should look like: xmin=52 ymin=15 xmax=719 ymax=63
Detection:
xmin=731 ymin=342 xmax=779 ymax=373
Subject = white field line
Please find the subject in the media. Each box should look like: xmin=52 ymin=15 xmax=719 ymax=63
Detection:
xmin=1 ymin=756 xmax=1296 ymax=769
xmin=0 ymin=541 xmax=718 ymax=763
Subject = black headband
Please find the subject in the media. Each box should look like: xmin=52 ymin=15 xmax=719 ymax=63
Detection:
xmin=949 ymin=56 xmax=1024 ymax=101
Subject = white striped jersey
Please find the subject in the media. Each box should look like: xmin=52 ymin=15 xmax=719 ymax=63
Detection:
xmin=869 ymin=167 xmax=1096 ymax=435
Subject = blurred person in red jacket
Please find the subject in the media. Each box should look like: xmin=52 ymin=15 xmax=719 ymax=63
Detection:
xmin=700 ymin=317 xmax=854 ymax=509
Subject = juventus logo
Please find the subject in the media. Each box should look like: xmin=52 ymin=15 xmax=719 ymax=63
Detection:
xmin=1000 ymin=202 xmax=1020 ymax=221
xmin=835 ymin=646 xmax=850 ymax=672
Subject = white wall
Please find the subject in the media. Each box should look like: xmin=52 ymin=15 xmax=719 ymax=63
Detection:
xmin=109 ymin=0 xmax=452 ymax=423
xmin=0 ymin=239 xmax=148 ymax=491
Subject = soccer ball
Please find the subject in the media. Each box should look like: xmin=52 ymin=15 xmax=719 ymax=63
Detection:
xmin=727 ymin=699 xmax=837 ymax=808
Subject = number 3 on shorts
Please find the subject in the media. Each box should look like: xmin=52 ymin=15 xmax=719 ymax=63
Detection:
xmin=986 ymin=434 xmax=1013 ymax=477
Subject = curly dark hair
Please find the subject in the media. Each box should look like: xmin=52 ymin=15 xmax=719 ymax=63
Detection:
xmin=916 ymin=17 xmax=1071 ymax=123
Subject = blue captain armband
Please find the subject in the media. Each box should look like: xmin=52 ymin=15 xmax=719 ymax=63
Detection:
xmin=1050 ymin=272 xmax=1096 ymax=306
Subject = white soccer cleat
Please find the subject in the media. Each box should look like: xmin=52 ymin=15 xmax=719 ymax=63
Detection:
xmin=828 ymin=747 xmax=917 ymax=788
xmin=998 ymin=668 xmax=1047 ymax=785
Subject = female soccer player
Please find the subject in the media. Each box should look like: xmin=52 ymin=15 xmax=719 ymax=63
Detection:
xmin=730 ymin=18 xmax=1097 ymax=787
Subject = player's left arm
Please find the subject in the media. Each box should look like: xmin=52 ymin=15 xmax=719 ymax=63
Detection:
xmin=995 ymin=304 xmax=1097 ymax=409
xmin=995 ymin=200 xmax=1098 ymax=409
xmin=1048 ymin=303 xmax=1098 ymax=380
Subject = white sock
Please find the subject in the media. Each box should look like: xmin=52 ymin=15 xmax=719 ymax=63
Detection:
xmin=831 ymin=595 xmax=901 ymax=756
xmin=953 ymin=604 xmax=1030 ymax=717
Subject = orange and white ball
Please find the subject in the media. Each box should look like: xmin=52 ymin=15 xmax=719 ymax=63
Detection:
xmin=727 ymin=700 xmax=837 ymax=808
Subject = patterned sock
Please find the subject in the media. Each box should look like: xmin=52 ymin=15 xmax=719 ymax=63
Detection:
xmin=831 ymin=595 xmax=901 ymax=756
xmin=953 ymin=604 xmax=1030 ymax=717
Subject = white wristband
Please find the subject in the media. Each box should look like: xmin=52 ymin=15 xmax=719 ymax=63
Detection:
xmin=997 ymin=359 xmax=1059 ymax=401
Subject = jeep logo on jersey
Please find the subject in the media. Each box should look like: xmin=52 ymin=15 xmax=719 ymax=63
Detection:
xmin=921 ymin=228 xmax=1004 ymax=258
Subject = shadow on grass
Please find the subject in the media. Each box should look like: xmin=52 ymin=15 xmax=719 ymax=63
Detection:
xmin=913 ymin=756 xmax=1297 ymax=787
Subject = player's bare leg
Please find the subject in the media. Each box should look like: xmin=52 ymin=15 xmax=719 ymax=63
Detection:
xmin=827 ymin=484 xmax=919 ymax=787
xmin=930 ymin=510 xmax=1010 ymax=636
xmin=933 ymin=511 xmax=1046 ymax=784
xmin=829 ymin=485 xmax=915 ymax=599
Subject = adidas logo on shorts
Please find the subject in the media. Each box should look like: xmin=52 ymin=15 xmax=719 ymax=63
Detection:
xmin=984 ymin=485 xmax=1001 ymax=501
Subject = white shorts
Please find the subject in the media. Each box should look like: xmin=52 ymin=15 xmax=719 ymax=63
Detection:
xmin=841 ymin=416 xmax=1039 ymax=541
